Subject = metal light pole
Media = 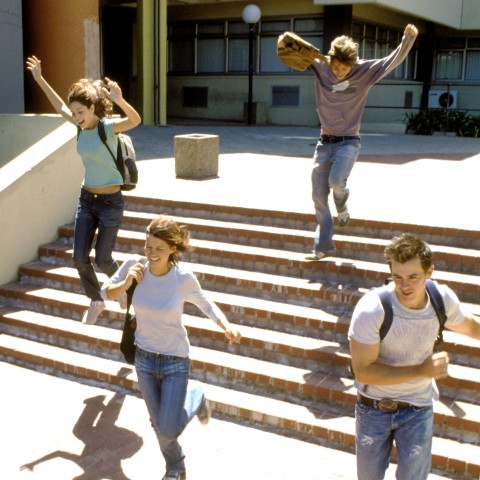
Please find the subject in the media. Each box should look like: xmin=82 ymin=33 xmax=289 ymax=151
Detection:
xmin=242 ymin=4 xmax=261 ymax=125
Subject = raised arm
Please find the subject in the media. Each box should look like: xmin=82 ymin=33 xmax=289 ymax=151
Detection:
xmin=102 ymin=77 xmax=142 ymax=133
xmin=26 ymin=56 xmax=74 ymax=123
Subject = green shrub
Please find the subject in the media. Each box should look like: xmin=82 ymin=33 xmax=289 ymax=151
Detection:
xmin=404 ymin=109 xmax=480 ymax=137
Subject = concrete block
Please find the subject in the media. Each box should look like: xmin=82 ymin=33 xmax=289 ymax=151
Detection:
xmin=174 ymin=133 xmax=219 ymax=179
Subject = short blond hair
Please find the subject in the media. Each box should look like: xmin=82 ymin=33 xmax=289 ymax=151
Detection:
xmin=328 ymin=35 xmax=358 ymax=65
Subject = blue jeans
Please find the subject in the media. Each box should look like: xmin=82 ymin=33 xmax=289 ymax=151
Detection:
xmin=355 ymin=400 xmax=434 ymax=480
xmin=135 ymin=347 xmax=205 ymax=475
xmin=311 ymin=138 xmax=360 ymax=253
xmin=73 ymin=189 xmax=124 ymax=301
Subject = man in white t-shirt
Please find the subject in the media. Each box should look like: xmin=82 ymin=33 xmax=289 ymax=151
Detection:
xmin=349 ymin=233 xmax=480 ymax=480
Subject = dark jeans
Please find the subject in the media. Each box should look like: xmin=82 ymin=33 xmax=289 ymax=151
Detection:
xmin=73 ymin=188 xmax=124 ymax=301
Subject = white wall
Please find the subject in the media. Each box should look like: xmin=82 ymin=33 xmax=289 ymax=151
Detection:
xmin=0 ymin=114 xmax=66 ymax=167
xmin=0 ymin=118 xmax=83 ymax=286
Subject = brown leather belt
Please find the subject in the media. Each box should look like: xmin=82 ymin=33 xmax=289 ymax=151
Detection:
xmin=357 ymin=393 xmax=413 ymax=413
xmin=321 ymin=134 xmax=360 ymax=143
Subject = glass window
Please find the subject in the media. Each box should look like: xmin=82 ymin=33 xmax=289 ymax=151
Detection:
xmin=260 ymin=37 xmax=289 ymax=73
xmin=169 ymin=40 xmax=194 ymax=73
xmin=261 ymin=20 xmax=290 ymax=33
xmin=198 ymin=38 xmax=225 ymax=73
xmin=168 ymin=16 xmax=324 ymax=75
xmin=465 ymin=50 xmax=480 ymax=80
xmin=228 ymin=38 xmax=249 ymax=72
xmin=294 ymin=18 xmax=324 ymax=33
xmin=198 ymin=23 xmax=224 ymax=35
xmin=467 ymin=38 xmax=480 ymax=48
xmin=229 ymin=22 xmax=250 ymax=35
xmin=436 ymin=37 xmax=466 ymax=49
xmin=435 ymin=51 xmax=463 ymax=79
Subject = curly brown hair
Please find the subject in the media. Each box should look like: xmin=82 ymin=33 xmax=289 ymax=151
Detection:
xmin=146 ymin=215 xmax=190 ymax=265
xmin=328 ymin=35 xmax=358 ymax=65
xmin=67 ymin=79 xmax=113 ymax=118
xmin=384 ymin=233 xmax=433 ymax=273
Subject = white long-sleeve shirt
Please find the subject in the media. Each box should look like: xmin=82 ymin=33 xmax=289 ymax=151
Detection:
xmin=101 ymin=255 xmax=225 ymax=357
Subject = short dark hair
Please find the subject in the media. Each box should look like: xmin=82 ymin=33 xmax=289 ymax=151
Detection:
xmin=146 ymin=215 xmax=190 ymax=265
xmin=384 ymin=233 xmax=433 ymax=273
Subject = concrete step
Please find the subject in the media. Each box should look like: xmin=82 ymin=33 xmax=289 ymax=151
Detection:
xmin=124 ymin=195 xmax=480 ymax=250
xmin=0 ymin=298 xmax=348 ymax=374
xmin=1 ymin=302 xmax=479 ymax=442
xmin=35 ymin=243 xmax=364 ymax=313
xmin=0 ymin=334 xmax=478 ymax=479
xmin=52 ymin=227 xmax=480 ymax=304
xmin=5 ymin=265 xmax=480 ymax=372
xmin=59 ymin=218 xmax=480 ymax=277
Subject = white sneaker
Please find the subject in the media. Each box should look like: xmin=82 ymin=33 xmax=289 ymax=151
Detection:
xmin=81 ymin=300 xmax=105 ymax=325
xmin=197 ymin=397 xmax=212 ymax=425
xmin=305 ymin=250 xmax=335 ymax=261
xmin=337 ymin=208 xmax=350 ymax=227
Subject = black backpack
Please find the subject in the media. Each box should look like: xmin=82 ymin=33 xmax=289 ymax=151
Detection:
xmin=77 ymin=119 xmax=138 ymax=191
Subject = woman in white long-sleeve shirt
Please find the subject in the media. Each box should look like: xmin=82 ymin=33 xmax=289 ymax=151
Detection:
xmin=102 ymin=215 xmax=241 ymax=480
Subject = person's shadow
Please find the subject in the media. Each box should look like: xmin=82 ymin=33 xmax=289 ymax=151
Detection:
xmin=20 ymin=390 xmax=143 ymax=479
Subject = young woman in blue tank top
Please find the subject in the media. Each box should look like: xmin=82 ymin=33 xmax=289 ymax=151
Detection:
xmin=26 ymin=55 xmax=141 ymax=324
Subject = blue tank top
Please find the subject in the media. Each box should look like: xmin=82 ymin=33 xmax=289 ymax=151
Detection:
xmin=76 ymin=118 xmax=123 ymax=188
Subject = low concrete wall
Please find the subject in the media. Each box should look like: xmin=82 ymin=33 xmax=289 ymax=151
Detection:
xmin=0 ymin=114 xmax=66 ymax=167
xmin=0 ymin=119 xmax=83 ymax=286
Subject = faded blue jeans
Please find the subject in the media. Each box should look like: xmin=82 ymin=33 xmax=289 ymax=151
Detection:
xmin=355 ymin=400 xmax=434 ymax=480
xmin=135 ymin=347 xmax=205 ymax=476
xmin=311 ymin=138 xmax=361 ymax=253
xmin=73 ymin=188 xmax=124 ymax=301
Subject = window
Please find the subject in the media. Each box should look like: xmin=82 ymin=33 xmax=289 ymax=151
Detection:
xmin=352 ymin=22 xmax=414 ymax=80
xmin=271 ymin=86 xmax=300 ymax=107
xmin=434 ymin=36 xmax=480 ymax=81
xmin=182 ymin=87 xmax=208 ymax=108
xmin=168 ymin=16 xmax=323 ymax=75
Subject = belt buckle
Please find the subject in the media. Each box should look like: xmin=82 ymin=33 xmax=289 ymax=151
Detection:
xmin=377 ymin=399 xmax=399 ymax=412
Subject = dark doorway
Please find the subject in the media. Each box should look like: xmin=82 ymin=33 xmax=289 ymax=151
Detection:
xmin=101 ymin=4 xmax=139 ymax=112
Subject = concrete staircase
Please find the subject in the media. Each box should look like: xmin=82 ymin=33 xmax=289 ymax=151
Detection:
xmin=1 ymin=195 xmax=479 ymax=479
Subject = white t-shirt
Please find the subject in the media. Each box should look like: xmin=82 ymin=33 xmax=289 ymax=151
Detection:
xmin=348 ymin=281 xmax=466 ymax=406
xmin=102 ymin=255 xmax=224 ymax=357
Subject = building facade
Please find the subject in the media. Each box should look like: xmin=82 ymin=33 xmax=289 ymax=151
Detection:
xmin=5 ymin=0 xmax=480 ymax=128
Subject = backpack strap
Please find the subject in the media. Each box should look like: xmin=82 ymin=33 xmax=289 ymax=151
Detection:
xmin=375 ymin=285 xmax=394 ymax=341
xmin=425 ymin=279 xmax=448 ymax=349
xmin=97 ymin=119 xmax=125 ymax=180
xmin=76 ymin=125 xmax=81 ymax=141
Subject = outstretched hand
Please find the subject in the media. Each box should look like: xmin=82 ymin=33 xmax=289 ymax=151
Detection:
xmin=102 ymin=77 xmax=123 ymax=103
xmin=26 ymin=55 xmax=42 ymax=81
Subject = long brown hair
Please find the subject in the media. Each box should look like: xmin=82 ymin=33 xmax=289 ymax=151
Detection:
xmin=67 ymin=79 xmax=113 ymax=118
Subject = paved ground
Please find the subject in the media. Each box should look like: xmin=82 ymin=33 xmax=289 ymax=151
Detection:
xmin=3 ymin=123 xmax=479 ymax=480
xmin=129 ymin=123 xmax=480 ymax=231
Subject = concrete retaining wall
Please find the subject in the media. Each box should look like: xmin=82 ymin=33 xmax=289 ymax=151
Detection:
xmin=0 ymin=117 xmax=83 ymax=286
